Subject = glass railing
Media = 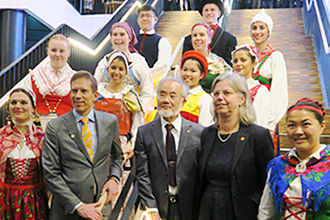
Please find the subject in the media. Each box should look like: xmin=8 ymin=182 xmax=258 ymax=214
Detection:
xmin=303 ymin=0 xmax=330 ymax=107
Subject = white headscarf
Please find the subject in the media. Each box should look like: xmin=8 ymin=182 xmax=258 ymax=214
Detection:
xmin=250 ymin=9 xmax=274 ymax=38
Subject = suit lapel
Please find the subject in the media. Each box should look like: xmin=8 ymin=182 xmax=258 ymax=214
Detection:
xmin=177 ymin=119 xmax=191 ymax=167
xmin=201 ymin=127 xmax=217 ymax=175
xmin=63 ymin=110 xmax=93 ymax=165
xmin=151 ymin=118 xmax=167 ymax=166
xmin=93 ymin=111 xmax=105 ymax=164
xmin=231 ymin=125 xmax=250 ymax=173
xmin=210 ymin=27 xmax=224 ymax=51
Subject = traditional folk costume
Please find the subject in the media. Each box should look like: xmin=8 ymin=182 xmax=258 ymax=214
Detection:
xmin=94 ymin=22 xmax=154 ymax=114
xmin=180 ymin=85 xmax=214 ymax=127
xmin=251 ymin=10 xmax=288 ymax=156
xmin=134 ymin=29 xmax=172 ymax=85
xmin=200 ymin=53 xmax=232 ymax=93
xmin=94 ymin=53 xmax=154 ymax=114
xmin=95 ymin=83 xmax=144 ymax=148
xmin=24 ymin=63 xmax=75 ymax=129
xmin=247 ymin=77 xmax=273 ymax=131
xmin=0 ymin=124 xmax=48 ymax=220
xmin=182 ymin=0 xmax=237 ymax=65
xmin=258 ymin=144 xmax=330 ymax=220
xmin=179 ymin=50 xmax=214 ymax=126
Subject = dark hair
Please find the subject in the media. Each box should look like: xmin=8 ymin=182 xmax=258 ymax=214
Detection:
xmin=70 ymin=71 xmax=98 ymax=93
xmin=114 ymin=56 xmax=127 ymax=71
xmin=7 ymin=88 xmax=36 ymax=112
xmin=234 ymin=47 xmax=256 ymax=63
xmin=181 ymin=57 xmax=205 ymax=78
xmin=6 ymin=88 xmax=37 ymax=125
xmin=287 ymin=98 xmax=325 ymax=124
xmin=138 ymin=5 xmax=157 ymax=17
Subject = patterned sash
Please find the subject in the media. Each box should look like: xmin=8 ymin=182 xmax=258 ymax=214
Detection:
xmin=252 ymin=44 xmax=276 ymax=90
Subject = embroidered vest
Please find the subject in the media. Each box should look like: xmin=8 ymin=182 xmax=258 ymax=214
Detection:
xmin=32 ymin=77 xmax=72 ymax=116
xmin=252 ymin=44 xmax=276 ymax=90
xmin=134 ymin=34 xmax=161 ymax=68
xmin=94 ymin=98 xmax=131 ymax=135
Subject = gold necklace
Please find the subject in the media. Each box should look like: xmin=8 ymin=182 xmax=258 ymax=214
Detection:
xmin=217 ymin=124 xmax=239 ymax=143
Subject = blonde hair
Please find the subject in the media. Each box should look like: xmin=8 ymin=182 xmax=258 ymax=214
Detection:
xmin=47 ymin=34 xmax=70 ymax=49
xmin=211 ymin=72 xmax=256 ymax=126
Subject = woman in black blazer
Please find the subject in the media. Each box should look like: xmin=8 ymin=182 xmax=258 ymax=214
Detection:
xmin=197 ymin=72 xmax=274 ymax=220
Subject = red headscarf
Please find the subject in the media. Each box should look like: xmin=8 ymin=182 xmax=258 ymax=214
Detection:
xmin=110 ymin=22 xmax=138 ymax=53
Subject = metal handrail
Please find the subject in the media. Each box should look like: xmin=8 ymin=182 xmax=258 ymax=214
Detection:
xmin=306 ymin=0 xmax=330 ymax=54
xmin=0 ymin=0 xmax=145 ymax=126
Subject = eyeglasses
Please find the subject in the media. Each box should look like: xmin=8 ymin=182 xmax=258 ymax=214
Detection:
xmin=138 ymin=13 xmax=154 ymax=19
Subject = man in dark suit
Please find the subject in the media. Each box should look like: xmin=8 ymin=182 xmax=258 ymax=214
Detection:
xmin=182 ymin=0 xmax=237 ymax=65
xmin=134 ymin=77 xmax=204 ymax=220
xmin=42 ymin=71 xmax=123 ymax=220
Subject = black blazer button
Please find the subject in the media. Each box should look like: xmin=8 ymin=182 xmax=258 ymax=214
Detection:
xmin=233 ymin=195 xmax=238 ymax=200
xmin=232 ymin=174 xmax=236 ymax=178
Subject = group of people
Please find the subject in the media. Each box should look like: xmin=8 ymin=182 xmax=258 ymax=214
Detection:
xmin=0 ymin=1 xmax=327 ymax=220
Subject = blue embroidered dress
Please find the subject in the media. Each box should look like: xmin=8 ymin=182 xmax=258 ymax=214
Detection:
xmin=258 ymin=144 xmax=330 ymax=220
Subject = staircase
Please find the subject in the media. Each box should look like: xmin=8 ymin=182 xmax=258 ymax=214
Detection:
xmin=156 ymin=9 xmax=330 ymax=150
xmin=226 ymin=8 xmax=330 ymax=150
xmin=156 ymin=11 xmax=204 ymax=66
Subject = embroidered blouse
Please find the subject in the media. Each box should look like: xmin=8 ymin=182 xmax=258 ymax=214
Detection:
xmin=0 ymin=124 xmax=44 ymax=183
xmin=246 ymin=78 xmax=273 ymax=130
xmin=258 ymin=144 xmax=330 ymax=220
xmin=252 ymin=44 xmax=288 ymax=127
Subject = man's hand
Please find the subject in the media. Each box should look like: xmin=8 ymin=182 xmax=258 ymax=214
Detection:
xmin=76 ymin=203 xmax=102 ymax=220
xmin=148 ymin=211 xmax=162 ymax=220
xmin=124 ymin=148 xmax=134 ymax=161
xmin=101 ymin=178 xmax=120 ymax=204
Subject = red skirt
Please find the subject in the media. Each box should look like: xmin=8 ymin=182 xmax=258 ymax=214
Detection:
xmin=0 ymin=182 xmax=48 ymax=220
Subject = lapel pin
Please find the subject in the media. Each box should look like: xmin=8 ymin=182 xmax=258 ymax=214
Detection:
xmin=240 ymin=137 xmax=245 ymax=141
xmin=187 ymin=130 xmax=190 ymax=133
xmin=71 ymin=134 xmax=75 ymax=139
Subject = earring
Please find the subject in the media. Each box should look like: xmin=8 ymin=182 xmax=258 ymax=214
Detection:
xmin=6 ymin=115 xmax=12 ymax=121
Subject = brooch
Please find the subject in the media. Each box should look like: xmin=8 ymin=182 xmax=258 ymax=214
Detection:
xmin=295 ymin=163 xmax=306 ymax=173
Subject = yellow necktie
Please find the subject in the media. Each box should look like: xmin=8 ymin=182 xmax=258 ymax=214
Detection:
xmin=81 ymin=117 xmax=93 ymax=163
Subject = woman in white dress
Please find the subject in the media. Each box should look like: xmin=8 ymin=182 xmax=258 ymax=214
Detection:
xmin=250 ymin=10 xmax=288 ymax=154
xmin=232 ymin=45 xmax=273 ymax=133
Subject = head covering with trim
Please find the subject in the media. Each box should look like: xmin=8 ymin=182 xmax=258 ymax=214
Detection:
xmin=181 ymin=50 xmax=209 ymax=80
